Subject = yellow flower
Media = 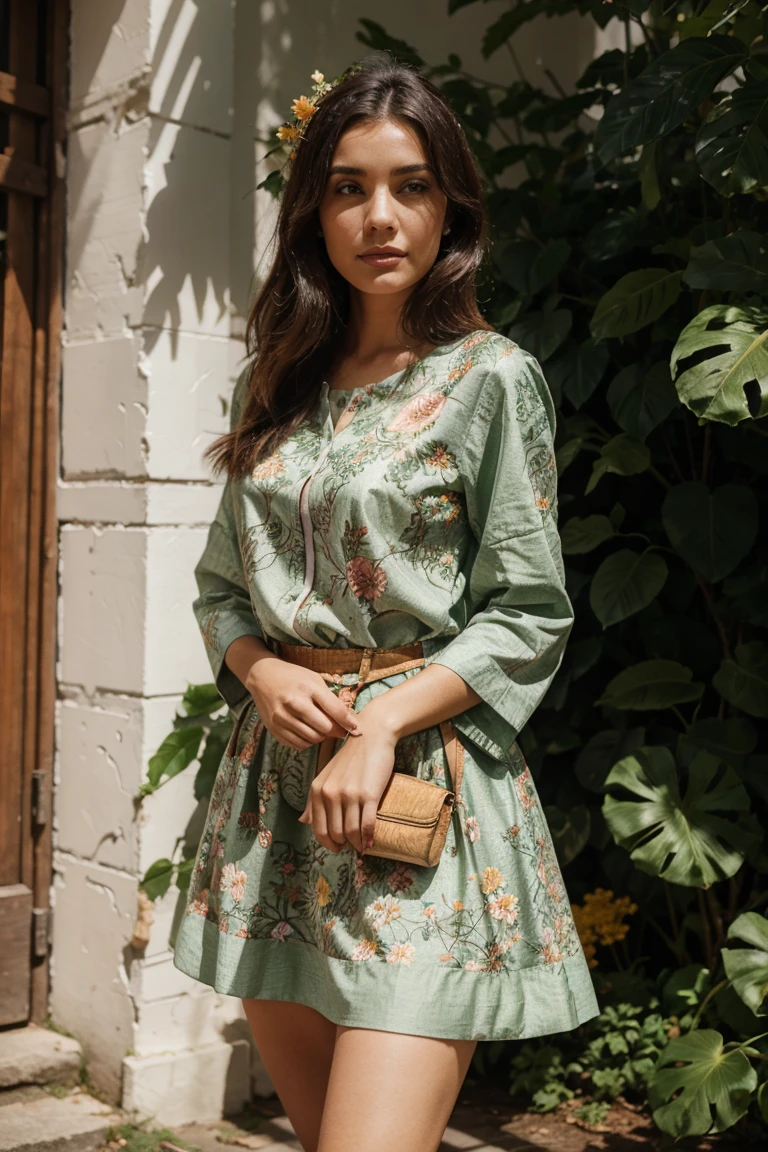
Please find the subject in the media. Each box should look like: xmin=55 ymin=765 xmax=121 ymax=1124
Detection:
xmin=291 ymin=95 xmax=316 ymax=122
xmin=571 ymin=888 xmax=638 ymax=968
xmin=276 ymin=124 xmax=298 ymax=141
xmin=311 ymin=70 xmax=324 ymax=84
xmin=316 ymin=874 xmax=332 ymax=907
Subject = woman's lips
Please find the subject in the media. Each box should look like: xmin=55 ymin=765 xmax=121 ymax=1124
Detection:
xmin=358 ymin=253 xmax=405 ymax=267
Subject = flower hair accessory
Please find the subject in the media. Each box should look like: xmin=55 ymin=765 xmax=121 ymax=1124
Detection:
xmin=257 ymin=62 xmax=363 ymax=198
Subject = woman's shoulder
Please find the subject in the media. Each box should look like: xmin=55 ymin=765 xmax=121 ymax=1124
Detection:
xmin=443 ymin=328 xmax=542 ymax=381
xmin=442 ymin=329 xmax=549 ymax=417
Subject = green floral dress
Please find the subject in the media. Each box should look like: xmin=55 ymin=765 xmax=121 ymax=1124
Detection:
xmin=172 ymin=329 xmax=599 ymax=1041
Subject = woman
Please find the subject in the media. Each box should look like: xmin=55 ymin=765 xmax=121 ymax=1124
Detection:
xmin=173 ymin=55 xmax=599 ymax=1152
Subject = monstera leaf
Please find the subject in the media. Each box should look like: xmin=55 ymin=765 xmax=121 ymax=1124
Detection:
xmin=671 ymin=303 xmax=768 ymax=425
xmin=602 ymin=746 xmax=750 ymax=886
xmin=662 ymin=482 xmax=758 ymax=582
xmin=696 ymin=80 xmax=768 ymax=196
xmin=648 ymin=1030 xmax=757 ymax=1137
xmin=721 ymin=912 xmax=768 ymax=1017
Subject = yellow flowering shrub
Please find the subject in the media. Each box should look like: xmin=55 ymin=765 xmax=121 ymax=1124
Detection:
xmin=570 ymin=888 xmax=638 ymax=969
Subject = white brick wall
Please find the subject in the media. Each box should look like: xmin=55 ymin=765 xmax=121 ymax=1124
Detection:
xmin=53 ymin=0 xmax=615 ymax=1124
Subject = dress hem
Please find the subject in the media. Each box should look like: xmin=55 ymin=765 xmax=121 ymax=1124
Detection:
xmin=172 ymin=915 xmax=600 ymax=1043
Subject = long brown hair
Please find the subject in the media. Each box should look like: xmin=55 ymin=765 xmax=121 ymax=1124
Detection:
xmin=207 ymin=54 xmax=493 ymax=481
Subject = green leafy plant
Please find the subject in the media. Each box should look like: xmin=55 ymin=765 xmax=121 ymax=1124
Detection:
xmin=140 ymin=0 xmax=768 ymax=1137
xmin=349 ymin=0 xmax=768 ymax=1137
xmin=138 ymin=684 xmax=232 ymax=900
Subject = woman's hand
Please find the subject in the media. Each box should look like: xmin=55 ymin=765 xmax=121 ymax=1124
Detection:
xmin=245 ymin=655 xmax=361 ymax=749
xmin=297 ymin=718 xmax=399 ymax=854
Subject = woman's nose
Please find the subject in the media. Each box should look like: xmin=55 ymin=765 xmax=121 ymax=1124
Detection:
xmin=365 ymin=187 xmax=397 ymax=232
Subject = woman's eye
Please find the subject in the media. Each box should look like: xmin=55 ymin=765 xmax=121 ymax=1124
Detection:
xmin=334 ymin=180 xmax=430 ymax=195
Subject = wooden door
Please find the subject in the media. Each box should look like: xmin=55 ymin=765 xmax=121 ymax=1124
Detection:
xmin=0 ymin=0 xmax=67 ymax=1026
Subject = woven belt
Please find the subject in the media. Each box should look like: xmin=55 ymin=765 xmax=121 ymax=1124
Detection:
xmin=271 ymin=639 xmax=464 ymax=798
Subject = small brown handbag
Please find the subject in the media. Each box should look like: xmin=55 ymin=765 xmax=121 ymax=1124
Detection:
xmin=271 ymin=638 xmax=464 ymax=867
xmin=364 ymin=717 xmax=464 ymax=867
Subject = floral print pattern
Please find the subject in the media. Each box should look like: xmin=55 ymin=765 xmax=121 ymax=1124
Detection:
xmin=172 ymin=331 xmax=599 ymax=1041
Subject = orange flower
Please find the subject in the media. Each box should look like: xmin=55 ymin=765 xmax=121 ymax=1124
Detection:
xmin=276 ymin=124 xmax=298 ymax=141
xmin=291 ymin=95 xmax=316 ymax=121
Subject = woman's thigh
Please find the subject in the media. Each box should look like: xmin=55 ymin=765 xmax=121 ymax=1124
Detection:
xmin=241 ymin=998 xmax=337 ymax=1152
xmin=317 ymin=1025 xmax=478 ymax=1152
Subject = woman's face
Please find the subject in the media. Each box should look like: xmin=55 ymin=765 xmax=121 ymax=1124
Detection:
xmin=317 ymin=117 xmax=449 ymax=299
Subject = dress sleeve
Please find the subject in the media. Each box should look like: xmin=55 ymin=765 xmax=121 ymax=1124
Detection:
xmin=426 ymin=344 xmax=574 ymax=765
xmin=193 ymin=366 xmax=265 ymax=712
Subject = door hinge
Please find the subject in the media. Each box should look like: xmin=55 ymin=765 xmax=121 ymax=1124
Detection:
xmin=32 ymin=907 xmax=50 ymax=960
xmin=32 ymin=770 xmax=49 ymax=827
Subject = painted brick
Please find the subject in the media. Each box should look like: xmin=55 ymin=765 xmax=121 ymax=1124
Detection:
xmin=143 ymin=330 xmax=231 ymax=478
xmin=56 ymin=695 xmax=144 ymax=871
xmin=50 ymin=855 xmax=137 ymax=1102
xmin=65 ymin=118 xmax=147 ymax=340
xmin=59 ymin=526 xmax=148 ymax=694
xmin=144 ymin=527 xmax=214 ymax=696
xmin=61 ymin=336 xmax=148 ymax=479
xmin=142 ymin=124 xmax=232 ymax=339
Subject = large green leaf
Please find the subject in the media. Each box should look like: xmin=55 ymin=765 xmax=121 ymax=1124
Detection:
xmin=602 ymin=746 xmax=750 ymax=886
xmin=713 ymin=641 xmax=768 ymax=717
xmin=142 ymin=727 xmax=204 ymax=796
xmin=507 ymin=309 xmax=572 ymax=362
xmin=544 ymin=804 xmax=591 ymax=865
xmin=594 ymin=35 xmax=747 ymax=165
xmin=140 ymin=858 xmax=175 ymax=902
xmin=585 ymin=433 xmax=651 ymax=494
xmin=722 ymin=912 xmax=768 ymax=1017
xmin=607 ymin=361 xmax=679 ymax=441
xmin=670 ymin=303 xmax=768 ymax=425
xmin=591 ymin=269 xmax=682 ymax=341
xmin=648 ymin=1030 xmax=757 ymax=1137
xmin=683 ymin=231 xmax=768 ymax=294
xmin=182 ymin=682 xmax=226 ymax=718
xmin=494 ymin=238 xmax=571 ymax=295
xmin=683 ymin=717 xmax=758 ymax=767
xmin=547 ymin=338 xmax=609 ymax=410
xmin=661 ymin=482 xmax=758 ymax=582
xmin=696 ymin=80 xmax=768 ymax=196
xmin=561 ymin=514 xmax=615 ymax=555
xmin=590 ymin=549 xmax=668 ymax=628
xmin=575 ymin=727 xmax=646 ymax=793
xmin=596 ymin=660 xmax=705 ymax=711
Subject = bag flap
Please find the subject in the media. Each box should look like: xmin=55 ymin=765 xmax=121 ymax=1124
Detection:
xmin=377 ymin=772 xmax=454 ymax=826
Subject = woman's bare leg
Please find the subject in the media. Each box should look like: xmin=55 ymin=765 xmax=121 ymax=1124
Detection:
xmin=241 ymin=998 xmax=337 ymax=1152
xmin=316 ymin=1025 xmax=477 ymax=1152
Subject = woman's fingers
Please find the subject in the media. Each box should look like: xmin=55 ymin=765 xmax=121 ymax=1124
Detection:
xmin=360 ymin=798 xmax=379 ymax=851
xmin=315 ymin=686 xmax=362 ymax=736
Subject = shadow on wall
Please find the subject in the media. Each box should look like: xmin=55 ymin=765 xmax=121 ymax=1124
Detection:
xmin=67 ymin=0 xmax=603 ymax=365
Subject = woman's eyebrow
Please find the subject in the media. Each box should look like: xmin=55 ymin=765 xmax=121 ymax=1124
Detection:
xmin=327 ymin=163 xmax=435 ymax=177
